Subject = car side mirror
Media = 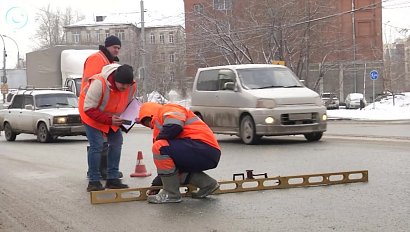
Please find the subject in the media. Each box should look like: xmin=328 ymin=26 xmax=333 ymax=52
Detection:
xmin=224 ymin=82 xmax=235 ymax=91
xmin=25 ymin=104 xmax=34 ymax=110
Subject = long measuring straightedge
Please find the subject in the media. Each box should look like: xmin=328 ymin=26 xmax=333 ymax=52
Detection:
xmin=90 ymin=170 xmax=368 ymax=204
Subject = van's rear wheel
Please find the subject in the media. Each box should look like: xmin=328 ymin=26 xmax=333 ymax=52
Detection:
xmin=304 ymin=132 xmax=323 ymax=142
xmin=240 ymin=115 xmax=261 ymax=145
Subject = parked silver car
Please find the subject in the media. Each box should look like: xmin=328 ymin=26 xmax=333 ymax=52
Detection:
xmin=345 ymin=93 xmax=366 ymax=109
xmin=0 ymin=89 xmax=85 ymax=142
xmin=321 ymin=92 xmax=339 ymax=110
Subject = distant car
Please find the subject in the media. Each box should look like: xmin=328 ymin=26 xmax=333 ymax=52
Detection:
xmin=1 ymin=89 xmax=17 ymax=109
xmin=345 ymin=93 xmax=366 ymax=109
xmin=0 ymin=89 xmax=85 ymax=142
xmin=321 ymin=92 xmax=339 ymax=109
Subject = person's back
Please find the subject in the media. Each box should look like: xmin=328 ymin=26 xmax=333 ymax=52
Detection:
xmin=158 ymin=103 xmax=220 ymax=149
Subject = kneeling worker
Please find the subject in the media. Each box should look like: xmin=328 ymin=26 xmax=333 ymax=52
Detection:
xmin=138 ymin=102 xmax=221 ymax=204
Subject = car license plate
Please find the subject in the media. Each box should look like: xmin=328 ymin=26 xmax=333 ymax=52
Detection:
xmin=289 ymin=113 xmax=311 ymax=121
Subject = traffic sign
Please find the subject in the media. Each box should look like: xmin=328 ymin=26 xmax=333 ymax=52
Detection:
xmin=1 ymin=83 xmax=8 ymax=94
xmin=370 ymin=70 xmax=379 ymax=81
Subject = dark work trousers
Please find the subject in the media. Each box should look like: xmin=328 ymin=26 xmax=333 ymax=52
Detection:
xmin=151 ymin=139 xmax=221 ymax=186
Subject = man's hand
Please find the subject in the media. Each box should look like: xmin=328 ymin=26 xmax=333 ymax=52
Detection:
xmin=112 ymin=115 xmax=123 ymax=126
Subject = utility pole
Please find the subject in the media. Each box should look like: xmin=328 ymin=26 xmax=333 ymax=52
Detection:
xmin=351 ymin=0 xmax=357 ymax=93
xmin=2 ymin=35 xmax=20 ymax=68
xmin=140 ymin=0 xmax=147 ymax=101
xmin=0 ymin=34 xmax=7 ymax=103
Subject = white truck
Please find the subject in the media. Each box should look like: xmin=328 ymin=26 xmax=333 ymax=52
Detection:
xmin=26 ymin=46 xmax=97 ymax=97
xmin=61 ymin=49 xmax=98 ymax=97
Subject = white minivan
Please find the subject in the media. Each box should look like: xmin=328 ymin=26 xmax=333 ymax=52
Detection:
xmin=190 ymin=64 xmax=327 ymax=144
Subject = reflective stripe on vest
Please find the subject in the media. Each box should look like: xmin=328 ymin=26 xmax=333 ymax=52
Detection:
xmin=93 ymin=78 xmax=135 ymax=112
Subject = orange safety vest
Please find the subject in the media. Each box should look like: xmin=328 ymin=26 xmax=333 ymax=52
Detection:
xmin=151 ymin=103 xmax=220 ymax=150
xmin=81 ymin=51 xmax=111 ymax=93
xmin=79 ymin=74 xmax=136 ymax=133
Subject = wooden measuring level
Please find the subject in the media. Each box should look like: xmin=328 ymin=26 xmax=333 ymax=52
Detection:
xmin=90 ymin=170 xmax=368 ymax=204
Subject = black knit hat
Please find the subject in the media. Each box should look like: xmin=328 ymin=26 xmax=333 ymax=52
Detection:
xmin=105 ymin=35 xmax=121 ymax=48
xmin=114 ymin=64 xmax=134 ymax=84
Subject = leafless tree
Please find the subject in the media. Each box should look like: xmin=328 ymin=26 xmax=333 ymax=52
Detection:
xmin=185 ymin=0 xmax=344 ymax=87
xmin=34 ymin=5 xmax=84 ymax=49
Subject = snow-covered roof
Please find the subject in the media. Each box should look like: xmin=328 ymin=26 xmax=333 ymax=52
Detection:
xmin=65 ymin=12 xmax=184 ymax=28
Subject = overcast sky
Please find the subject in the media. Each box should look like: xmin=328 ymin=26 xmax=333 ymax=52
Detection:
xmin=0 ymin=0 xmax=409 ymax=68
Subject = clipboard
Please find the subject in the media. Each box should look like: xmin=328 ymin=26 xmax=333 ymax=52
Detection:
xmin=120 ymin=98 xmax=141 ymax=133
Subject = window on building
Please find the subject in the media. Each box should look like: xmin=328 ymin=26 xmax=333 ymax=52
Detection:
xmin=193 ymin=4 xmax=204 ymax=14
xmin=160 ymin=33 xmax=165 ymax=44
xmin=160 ymin=53 xmax=165 ymax=62
xmin=168 ymin=32 xmax=174 ymax=43
xmin=213 ymin=0 xmax=232 ymax=10
xmin=105 ymin=30 xmax=110 ymax=38
xmin=73 ymin=31 xmax=80 ymax=44
xmin=96 ymin=31 xmax=101 ymax=42
xmin=169 ymin=53 xmax=175 ymax=63
xmin=86 ymin=32 xmax=91 ymax=42
xmin=170 ymin=72 xmax=175 ymax=82
xmin=150 ymin=33 xmax=155 ymax=44
xmin=115 ymin=29 xmax=125 ymax=40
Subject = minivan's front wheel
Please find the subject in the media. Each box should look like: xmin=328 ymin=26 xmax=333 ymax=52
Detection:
xmin=304 ymin=132 xmax=323 ymax=142
xmin=240 ymin=115 xmax=261 ymax=145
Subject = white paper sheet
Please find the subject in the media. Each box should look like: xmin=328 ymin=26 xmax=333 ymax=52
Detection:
xmin=120 ymin=98 xmax=141 ymax=132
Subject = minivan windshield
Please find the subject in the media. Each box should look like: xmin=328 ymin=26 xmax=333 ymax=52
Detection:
xmin=237 ymin=67 xmax=303 ymax=90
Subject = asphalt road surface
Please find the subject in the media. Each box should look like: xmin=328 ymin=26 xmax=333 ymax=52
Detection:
xmin=0 ymin=121 xmax=409 ymax=232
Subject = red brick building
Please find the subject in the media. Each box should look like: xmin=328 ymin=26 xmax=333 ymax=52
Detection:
xmin=184 ymin=0 xmax=384 ymax=101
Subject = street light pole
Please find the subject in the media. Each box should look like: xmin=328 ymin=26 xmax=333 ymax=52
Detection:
xmin=140 ymin=0 xmax=147 ymax=101
xmin=0 ymin=34 xmax=7 ymax=103
xmin=2 ymin=35 xmax=20 ymax=69
xmin=0 ymin=34 xmax=7 ymax=84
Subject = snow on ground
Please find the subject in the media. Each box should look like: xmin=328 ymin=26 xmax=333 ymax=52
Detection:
xmin=327 ymin=92 xmax=410 ymax=121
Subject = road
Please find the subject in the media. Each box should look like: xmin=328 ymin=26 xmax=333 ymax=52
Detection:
xmin=0 ymin=121 xmax=409 ymax=232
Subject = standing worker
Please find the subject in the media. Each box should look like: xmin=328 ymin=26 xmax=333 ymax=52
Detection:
xmin=80 ymin=63 xmax=136 ymax=192
xmin=82 ymin=35 xmax=122 ymax=179
xmin=137 ymin=102 xmax=221 ymax=204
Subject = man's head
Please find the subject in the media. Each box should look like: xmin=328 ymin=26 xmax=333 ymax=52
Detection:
xmin=105 ymin=35 xmax=121 ymax=57
xmin=137 ymin=102 xmax=163 ymax=129
xmin=114 ymin=64 xmax=134 ymax=91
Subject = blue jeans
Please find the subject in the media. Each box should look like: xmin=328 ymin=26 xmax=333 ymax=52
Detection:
xmin=85 ymin=124 xmax=123 ymax=181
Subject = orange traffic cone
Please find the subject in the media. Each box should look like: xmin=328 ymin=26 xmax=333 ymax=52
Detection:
xmin=130 ymin=151 xmax=152 ymax=177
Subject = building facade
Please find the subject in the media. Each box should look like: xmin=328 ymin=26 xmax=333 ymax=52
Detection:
xmin=63 ymin=15 xmax=186 ymax=97
xmin=183 ymin=0 xmax=384 ymax=101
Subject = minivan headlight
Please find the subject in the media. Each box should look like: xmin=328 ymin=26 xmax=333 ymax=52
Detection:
xmin=53 ymin=116 xmax=67 ymax=124
xmin=256 ymin=99 xmax=276 ymax=109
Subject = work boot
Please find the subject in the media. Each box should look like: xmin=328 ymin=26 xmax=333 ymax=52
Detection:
xmin=105 ymin=179 xmax=129 ymax=189
xmin=87 ymin=181 xmax=105 ymax=192
xmin=189 ymin=172 xmax=219 ymax=198
xmin=147 ymin=172 xmax=189 ymax=195
xmin=147 ymin=174 xmax=182 ymax=204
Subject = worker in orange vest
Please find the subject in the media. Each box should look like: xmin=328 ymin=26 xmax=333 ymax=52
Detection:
xmin=80 ymin=64 xmax=136 ymax=192
xmin=138 ymin=102 xmax=221 ymax=203
xmin=81 ymin=35 xmax=122 ymax=180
